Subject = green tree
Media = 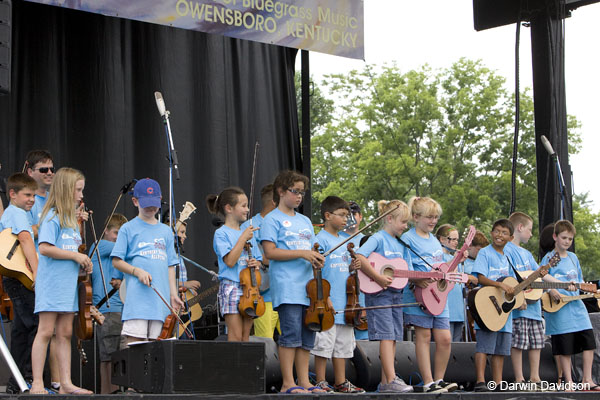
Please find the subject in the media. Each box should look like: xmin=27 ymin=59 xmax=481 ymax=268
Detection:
xmin=308 ymin=59 xmax=594 ymax=276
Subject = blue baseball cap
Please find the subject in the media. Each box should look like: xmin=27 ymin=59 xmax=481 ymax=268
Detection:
xmin=133 ymin=178 xmax=162 ymax=208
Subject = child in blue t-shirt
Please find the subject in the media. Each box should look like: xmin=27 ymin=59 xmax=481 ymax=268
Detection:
xmin=541 ymin=220 xmax=599 ymax=391
xmin=0 ymin=173 xmax=39 ymax=392
xmin=401 ymin=197 xmax=457 ymax=393
xmin=89 ymin=213 xmax=127 ymax=394
xmin=111 ymin=178 xmax=183 ymax=346
xmin=30 ymin=167 xmax=93 ymax=395
xmin=260 ymin=170 xmax=325 ymax=394
xmin=240 ymin=184 xmax=279 ymax=339
xmin=471 ymin=219 xmax=515 ymax=391
xmin=355 ymin=199 xmax=413 ymax=394
xmin=435 ymin=224 xmax=465 ymax=342
xmin=310 ymin=196 xmax=364 ymax=394
xmin=506 ymin=212 xmax=545 ymax=388
xmin=207 ymin=186 xmax=262 ymax=342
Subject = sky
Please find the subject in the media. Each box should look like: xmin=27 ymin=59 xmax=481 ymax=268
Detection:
xmin=297 ymin=0 xmax=600 ymax=211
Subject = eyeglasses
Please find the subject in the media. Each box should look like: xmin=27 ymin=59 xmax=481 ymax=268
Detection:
xmin=33 ymin=167 xmax=55 ymax=174
xmin=420 ymin=214 xmax=440 ymax=220
xmin=446 ymin=237 xmax=459 ymax=242
xmin=331 ymin=212 xmax=349 ymax=219
xmin=287 ymin=188 xmax=306 ymax=197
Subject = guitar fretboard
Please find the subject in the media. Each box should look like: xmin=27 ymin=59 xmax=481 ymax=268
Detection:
xmin=393 ymin=270 xmax=444 ymax=279
xmin=187 ymin=285 xmax=219 ymax=307
xmin=530 ymin=282 xmax=590 ymax=290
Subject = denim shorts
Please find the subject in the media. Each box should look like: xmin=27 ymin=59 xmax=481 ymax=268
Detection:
xmin=475 ymin=330 xmax=512 ymax=356
xmin=275 ymin=303 xmax=315 ymax=350
xmin=404 ymin=313 xmax=450 ymax=330
xmin=365 ymin=288 xmax=404 ymax=341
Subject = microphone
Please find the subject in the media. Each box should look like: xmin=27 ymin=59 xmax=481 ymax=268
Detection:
xmin=540 ymin=135 xmax=556 ymax=156
xmin=154 ymin=91 xmax=167 ymax=117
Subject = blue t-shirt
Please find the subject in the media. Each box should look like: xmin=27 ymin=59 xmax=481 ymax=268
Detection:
xmin=316 ymin=230 xmax=352 ymax=325
xmin=463 ymin=258 xmax=475 ymax=275
xmin=89 ymin=240 xmax=123 ymax=313
xmin=445 ymin=252 xmax=466 ymax=322
xmin=260 ymin=208 xmax=316 ymax=308
xmin=111 ymin=217 xmax=179 ymax=322
xmin=178 ymin=256 xmax=188 ymax=282
xmin=471 ymin=245 xmax=515 ymax=333
xmin=339 ymin=231 xmax=365 ymax=249
xmin=0 ymin=204 xmax=34 ymax=240
xmin=542 ymin=251 xmax=592 ymax=335
xmin=504 ymin=241 xmax=542 ymax=321
xmin=28 ymin=193 xmax=47 ymax=226
xmin=400 ymin=228 xmax=449 ymax=318
xmin=213 ymin=224 xmax=262 ymax=283
xmin=241 ymin=212 xmax=272 ymax=301
xmin=34 ymin=209 xmax=82 ymax=313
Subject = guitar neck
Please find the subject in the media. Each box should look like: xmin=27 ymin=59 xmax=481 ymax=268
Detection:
xmin=513 ymin=268 xmax=547 ymax=296
xmin=531 ymin=281 xmax=584 ymax=290
xmin=561 ymin=293 xmax=597 ymax=303
xmin=394 ymin=270 xmax=444 ymax=280
xmin=187 ymin=285 xmax=219 ymax=307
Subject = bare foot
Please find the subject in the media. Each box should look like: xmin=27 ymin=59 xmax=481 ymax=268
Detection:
xmin=29 ymin=383 xmax=47 ymax=395
xmin=59 ymin=385 xmax=93 ymax=395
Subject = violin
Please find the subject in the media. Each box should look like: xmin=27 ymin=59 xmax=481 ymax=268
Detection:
xmin=0 ymin=278 xmax=14 ymax=321
xmin=238 ymin=242 xmax=265 ymax=318
xmin=345 ymin=243 xmax=367 ymax=330
xmin=305 ymin=243 xmax=334 ymax=332
xmin=157 ymin=314 xmax=177 ymax=340
xmin=75 ymin=203 xmax=93 ymax=342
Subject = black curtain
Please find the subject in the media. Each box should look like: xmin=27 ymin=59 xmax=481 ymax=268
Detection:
xmin=0 ymin=0 xmax=302 ymax=289
xmin=531 ymin=2 xmax=573 ymax=231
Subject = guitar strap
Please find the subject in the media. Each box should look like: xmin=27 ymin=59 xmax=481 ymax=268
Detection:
xmin=505 ymin=256 xmax=524 ymax=283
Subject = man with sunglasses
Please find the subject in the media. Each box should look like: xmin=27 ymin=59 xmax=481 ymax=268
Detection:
xmin=25 ymin=150 xmax=55 ymax=239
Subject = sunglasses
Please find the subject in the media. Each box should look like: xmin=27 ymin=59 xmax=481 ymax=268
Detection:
xmin=33 ymin=167 xmax=55 ymax=174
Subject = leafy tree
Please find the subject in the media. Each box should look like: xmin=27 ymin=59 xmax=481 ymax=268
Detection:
xmin=304 ymin=59 xmax=595 ymax=276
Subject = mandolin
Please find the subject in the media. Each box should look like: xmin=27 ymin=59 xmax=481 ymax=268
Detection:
xmin=468 ymin=253 xmax=561 ymax=331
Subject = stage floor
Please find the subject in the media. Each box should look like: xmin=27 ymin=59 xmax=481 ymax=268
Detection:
xmin=1 ymin=391 xmax=600 ymax=399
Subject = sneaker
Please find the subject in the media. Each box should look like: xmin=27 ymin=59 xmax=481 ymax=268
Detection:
xmin=378 ymin=376 xmax=413 ymax=393
xmin=414 ymin=382 xmax=448 ymax=393
xmin=313 ymin=380 xmax=334 ymax=393
xmin=437 ymin=380 xmax=459 ymax=392
xmin=333 ymin=380 xmax=365 ymax=394
xmin=473 ymin=381 xmax=490 ymax=392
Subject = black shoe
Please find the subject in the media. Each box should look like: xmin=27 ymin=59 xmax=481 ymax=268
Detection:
xmin=414 ymin=383 xmax=448 ymax=393
xmin=437 ymin=380 xmax=459 ymax=392
xmin=5 ymin=382 xmax=20 ymax=394
xmin=473 ymin=382 xmax=490 ymax=392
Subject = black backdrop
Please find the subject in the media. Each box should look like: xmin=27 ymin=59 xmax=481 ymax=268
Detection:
xmin=0 ymin=0 xmax=302 ymax=289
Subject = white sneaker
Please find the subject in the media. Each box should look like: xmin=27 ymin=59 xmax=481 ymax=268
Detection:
xmin=378 ymin=376 xmax=413 ymax=393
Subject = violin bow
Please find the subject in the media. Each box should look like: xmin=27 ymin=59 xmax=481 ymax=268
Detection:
xmin=248 ymin=141 xmax=259 ymax=227
xmin=88 ymin=210 xmax=110 ymax=307
xmin=150 ymin=284 xmax=193 ymax=338
xmin=322 ymin=205 xmax=400 ymax=257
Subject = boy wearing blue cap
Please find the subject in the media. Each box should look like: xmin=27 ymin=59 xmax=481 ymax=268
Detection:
xmin=111 ymin=178 xmax=184 ymax=346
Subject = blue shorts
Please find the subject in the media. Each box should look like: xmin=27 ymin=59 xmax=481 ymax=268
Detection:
xmin=476 ymin=330 xmax=512 ymax=356
xmin=404 ymin=313 xmax=450 ymax=330
xmin=365 ymin=289 xmax=404 ymax=341
xmin=275 ymin=303 xmax=315 ymax=350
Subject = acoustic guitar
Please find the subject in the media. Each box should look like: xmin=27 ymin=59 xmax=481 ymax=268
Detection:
xmin=468 ymin=253 xmax=560 ymax=331
xmin=414 ymin=225 xmax=476 ymax=315
xmin=519 ymin=270 xmax=597 ymax=302
xmin=541 ymin=291 xmax=600 ymax=313
xmin=0 ymin=228 xmax=36 ymax=290
xmin=358 ymin=252 xmax=467 ymax=295
xmin=178 ymin=284 xmax=219 ymax=337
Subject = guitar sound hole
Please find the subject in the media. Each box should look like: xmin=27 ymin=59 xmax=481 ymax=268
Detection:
xmin=437 ymin=280 xmax=447 ymax=291
xmin=382 ymin=266 xmax=394 ymax=278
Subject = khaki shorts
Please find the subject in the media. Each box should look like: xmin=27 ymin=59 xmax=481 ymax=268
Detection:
xmin=121 ymin=319 xmax=163 ymax=342
xmin=310 ymin=323 xmax=355 ymax=359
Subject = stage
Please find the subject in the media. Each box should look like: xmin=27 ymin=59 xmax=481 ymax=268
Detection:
xmin=1 ymin=391 xmax=600 ymax=399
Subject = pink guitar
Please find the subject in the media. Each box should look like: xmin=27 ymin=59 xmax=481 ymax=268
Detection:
xmin=414 ymin=226 xmax=476 ymax=315
xmin=358 ymin=252 xmax=467 ymax=294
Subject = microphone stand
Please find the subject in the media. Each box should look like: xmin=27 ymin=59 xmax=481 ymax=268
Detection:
xmin=155 ymin=92 xmax=183 ymax=338
xmin=541 ymin=135 xmax=567 ymax=220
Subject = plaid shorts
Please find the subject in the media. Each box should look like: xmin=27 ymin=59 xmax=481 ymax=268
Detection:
xmin=218 ymin=279 xmax=242 ymax=316
xmin=511 ymin=317 xmax=545 ymax=350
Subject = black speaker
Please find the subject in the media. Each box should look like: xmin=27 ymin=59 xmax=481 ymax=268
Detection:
xmin=111 ymin=340 xmax=265 ymax=394
xmin=0 ymin=0 xmax=10 ymax=94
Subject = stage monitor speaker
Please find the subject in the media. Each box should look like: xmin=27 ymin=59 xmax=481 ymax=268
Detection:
xmin=0 ymin=0 xmax=10 ymax=94
xmin=111 ymin=340 xmax=265 ymax=394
